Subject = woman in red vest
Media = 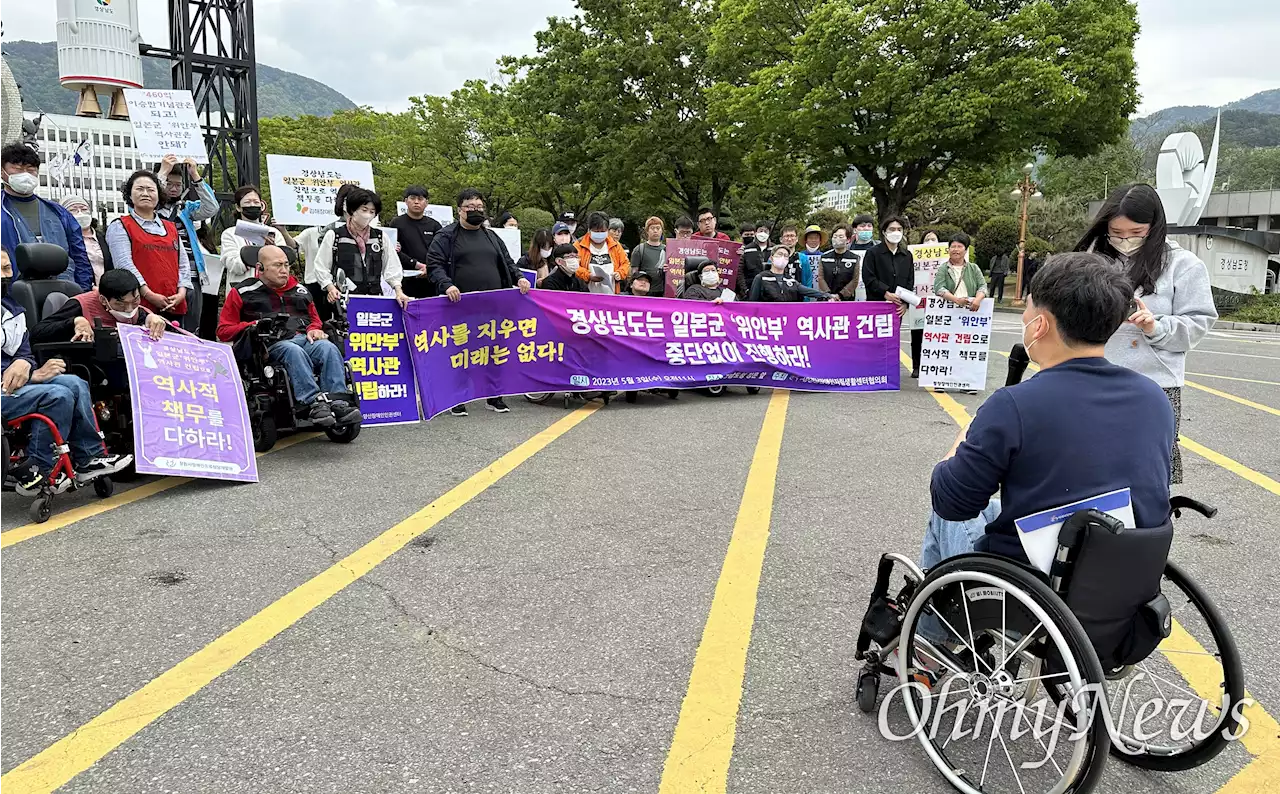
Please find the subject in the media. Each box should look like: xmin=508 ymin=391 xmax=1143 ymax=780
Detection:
xmin=104 ymin=170 xmax=192 ymax=323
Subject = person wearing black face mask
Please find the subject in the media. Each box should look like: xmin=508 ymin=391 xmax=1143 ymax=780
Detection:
xmin=425 ymin=187 xmax=532 ymax=416
xmin=220 ymin=185 xmax=298 ymax=288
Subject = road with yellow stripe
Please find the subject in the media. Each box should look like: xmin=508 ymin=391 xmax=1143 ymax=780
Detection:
xmin=2 ymin=320 xmax=1276 ymax=793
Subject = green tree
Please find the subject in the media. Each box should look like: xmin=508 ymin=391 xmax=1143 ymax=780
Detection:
xmin=806 ymin=207 xmax=849 ymax=231
xmin=975 ymin=216 xmax=1021 ymax=269
xmin=709 ymin=0 xmax=1139 ymax=222
xmin=502 ymin=0 xmax=812 ymax=221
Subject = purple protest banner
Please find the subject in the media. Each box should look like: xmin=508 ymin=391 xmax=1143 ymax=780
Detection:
xmin=119 ymin=324 xmax=257 ymax=482
xmin=403 ymin=290 xmax=900 ymax=418
xmin=663 ymin=239 xmax=741 ymax=297
xmin=344 ymin=295 xmax=421 ymax=425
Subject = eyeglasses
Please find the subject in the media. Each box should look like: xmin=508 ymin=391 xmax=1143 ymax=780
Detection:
xmin=460 ymin=203 xmax=486 ymax=212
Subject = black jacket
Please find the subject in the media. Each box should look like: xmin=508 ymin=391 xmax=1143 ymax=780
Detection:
xmin=819 ymin=248 xmax=862 ymax=299
xmin=861 ymin=242 xmax=914 ymax=301
xmin=682 ymin=283 xmax=724 ymax=301
xmin=748 ymin=272 xmax=828 ymax=302
xmin=539 ymin=268 xmax=589 ymax=292
xmin=425 ymin=222 xmax=523 ymax=294
xmin=737 ymin=243 xmax=768 ymax=297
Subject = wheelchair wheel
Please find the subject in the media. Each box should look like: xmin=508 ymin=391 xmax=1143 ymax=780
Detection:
xmin=252 ymin=414 xmax=278 ymax=453
xmin=624 ymin=391 xmax=638 ymax=404
xmin=29 ymin=494 xmax=53 ymax=523
xmin=325 ymin=423 xmax=361 ymax=444
xmin=524 ymin=392 xmax=553 ymax=404
xmin=897 ymin=555 xmax=1109 ymax=794
xmin=93 ymin=476 xmax=114 ymax=498
xmin=746 ymin=387 xmax=761 ymax=395
xmin=1098 ymin=560 xmax=1244 ymax=771
xmin=703 ymin=385 xmax=725 ymax=397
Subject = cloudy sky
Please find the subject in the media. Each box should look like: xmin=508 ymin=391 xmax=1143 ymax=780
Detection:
xmin=3 ymin=0 xmax=1276 ymax=115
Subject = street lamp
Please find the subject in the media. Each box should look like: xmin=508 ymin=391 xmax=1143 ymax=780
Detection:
xmin=1011 ymin=162 xmax=1042 ymax=306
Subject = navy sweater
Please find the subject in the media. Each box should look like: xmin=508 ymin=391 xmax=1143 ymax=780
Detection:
xmin=931 ymin=357 xmax=1174 ymax=560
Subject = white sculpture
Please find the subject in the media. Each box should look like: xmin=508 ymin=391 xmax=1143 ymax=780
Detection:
xmin=1155 ymin=112 xmax=1221 ymax=226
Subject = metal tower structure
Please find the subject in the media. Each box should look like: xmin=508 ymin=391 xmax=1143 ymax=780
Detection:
xmin=141 ymin=0 xmax=259 ymax=201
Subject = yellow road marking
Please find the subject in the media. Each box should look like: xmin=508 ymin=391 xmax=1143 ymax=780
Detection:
xmin=1187 ymin=372 xmax=1280 ymax=387
xmin=990 ymin=351 xmax=1280 ymax=496
xmin=899 ymin=351 xmax=971 ymax=429
xmin=919 ymin=370 xmax=1278 ymax=791
xmin=1184 ymin=380 xmax=1280 ymax=417
xmin=1 ymin=433 xmax=320 ymax=549
xmin=1178 ymin=437 xmax=1280 ymax=497
xmin=659 ymin=390 xmax=789 ymax=794
xmin=0 ymin=406 xmax=598 ymax=794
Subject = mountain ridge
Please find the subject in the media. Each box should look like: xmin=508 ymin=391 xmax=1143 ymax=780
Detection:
xmin=4 ymin=40 xmax=356 ymax=119
xmin=1132 ymin=88 xmax=1280 ymax=140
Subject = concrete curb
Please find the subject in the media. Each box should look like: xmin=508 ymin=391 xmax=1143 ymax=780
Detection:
xmin=1214 ymin=320 xmax=1280 ymax=333
xmin=993 ymin=304 xmax=1280 ymax=333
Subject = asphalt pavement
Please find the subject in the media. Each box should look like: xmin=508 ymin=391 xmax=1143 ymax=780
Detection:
xmin=2 ymin=318 xmax=1277 ymax=794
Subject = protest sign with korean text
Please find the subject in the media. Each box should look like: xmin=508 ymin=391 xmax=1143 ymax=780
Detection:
xmin=404 ymin=290 xmax=900 ymax=418
xmin=919 ymin=296 xmax=995 ymax=391
xmin=907 ymin=244 xmax=948 ymax=330
xmin=663 ymin=239 xmax=741 ymax=297
xmin=119 ymin=325 xmax=257 ymax=482
xmin=344 ymin=296 xmax=421 ymax=425
xmin=123 ymin=89 xmax=207 ymax=164
xmin=266 ymin=155 xmax=376 ymax=226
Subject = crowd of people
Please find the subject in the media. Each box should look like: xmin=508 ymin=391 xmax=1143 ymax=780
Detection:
xmin=2 ymin=136 xmax=1218 ymax=503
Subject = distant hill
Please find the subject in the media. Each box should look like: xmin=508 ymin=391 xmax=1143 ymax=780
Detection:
xmin=1133 ymin=88 xmax=1280 ymax=141
xmin=4 ymin=40 xmax=356 ymax=119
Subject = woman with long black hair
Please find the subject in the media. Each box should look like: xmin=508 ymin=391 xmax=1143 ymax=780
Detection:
xmin=1074 ymin=183 xmax=1217 ymax=484
xmin=518 ymin=228 xmax=554 ymax=286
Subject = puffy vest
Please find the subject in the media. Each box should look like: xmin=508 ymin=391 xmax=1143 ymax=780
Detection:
xmin=234 ymin=278 xmax=315 ymax=323
xmin=332 ymin=225 xmax=384 ymax=293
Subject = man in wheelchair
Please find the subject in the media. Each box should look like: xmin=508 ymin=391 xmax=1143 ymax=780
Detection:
xmin=30 ymin=269 xmax=171 ymax=346
xmin=3 ymin=253 xmax=132 ymax=494
xmin=216 ymin=245 xmax=359 ymax=428
xmin=924 ymin=252 xmax=1174 ymax=568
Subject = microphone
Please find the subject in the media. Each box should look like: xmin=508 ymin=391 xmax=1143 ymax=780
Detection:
xmin=1006 ymin=343 xmax=1031 ymax=386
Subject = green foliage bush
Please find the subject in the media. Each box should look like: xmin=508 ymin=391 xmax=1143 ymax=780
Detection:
xmin=1223 ymin=291 xmax=1280 ymax=325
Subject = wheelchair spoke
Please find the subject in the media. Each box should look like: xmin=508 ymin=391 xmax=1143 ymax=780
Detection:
xmin=1003 ymin=624 xmax=1043 ymax=663
xmin=1139 ymin=663 xmax=1213 ymax=703
xmin=979 ymin=713 xmax=999 ymax=788
xmin=1141 ymin=662 xmax=1169 ymax=700
xmin=997 ymin=731 xmax=1028 ymax=794
xmin=924 ymin=603 xmax=983 ymax=663
xmin=1010 ymin=671 xmax=1070 ymax=687
xmin=1013 ymin=702 xmax=1065 ymax=777
xmin=959 ymin=584 xmax=993 ymax=674
xmin=1158 ymin=648 xmax=1219 ymax=657
xmin=916 ymin=640 xmax=971 ymax=679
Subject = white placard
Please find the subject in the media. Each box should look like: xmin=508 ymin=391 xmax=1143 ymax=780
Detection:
xmin=265 ymin=154 xmax=375 ymax=226
xmin=233 ymin=219 xmax=278 ymax=247
xmin=427 ymin=204 xmax=454 ymax=225
xmin=396 ymin=201 xmax=408 ymax=216
xmin=919 ymin=296 xmax=994 ymax=392
xmin=908 ymin=244 xmax=948 ymax=331
xmin=123 ymin=89 xmax=207 ymax=164
xmin=494 ymin=227 xmax=522 ymax=261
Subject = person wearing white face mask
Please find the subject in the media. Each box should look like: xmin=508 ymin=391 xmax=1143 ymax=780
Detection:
xmin=683 ymin=260 xmax=728 ymax=301
xmin=517 ymin=228 xmax=555 ymax=286
xmin=59 ymin=194 xmax=109 ymax=287
xmin=1074 ymin=183 xmax=1216 ymax=484
xmin=749 ymin=245 xmax=839 ymax=302
xmin=538 ymin=243 xmax=590 ymax=292
xmin=862 ymin=214 xmax=919 ymax=374
xmin=30 ymin=268 xmax=169 ymax=347
xmin=572 ymin=211 xmax=630 ymax=294
xmin=922 ymin=253 xmax=1174 ymax=569
xmin=1 ymin=143 xmax=93 ymax=290
xmin=314 ymin=188 xmax=408 ymax=308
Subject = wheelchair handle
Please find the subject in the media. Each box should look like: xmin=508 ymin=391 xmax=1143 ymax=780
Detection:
xmin=1170 ymin=495 xmax=1217 ymax=519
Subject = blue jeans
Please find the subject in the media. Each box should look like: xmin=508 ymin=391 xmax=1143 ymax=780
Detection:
xmin=267 ymin=334 xmax=346 ymax=405
xmin=2 ymin=374 xmax=105 ymax=471
xmin=918 ymin=499 xmax=1002 ymax=644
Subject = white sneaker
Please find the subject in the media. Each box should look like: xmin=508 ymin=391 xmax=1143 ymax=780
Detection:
xmin=75 ymin=454 xmax=133 ymax=485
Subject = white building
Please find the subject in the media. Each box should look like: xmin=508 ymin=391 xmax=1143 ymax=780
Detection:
xmin=817 ymin=188 xmax=854 ymax=213
xmin=23 ymin=110 xmax=145 ymax=218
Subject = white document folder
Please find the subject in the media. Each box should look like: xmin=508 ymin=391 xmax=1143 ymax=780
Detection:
xmin=1013 ymin=488 xmax=1135 ymax=574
